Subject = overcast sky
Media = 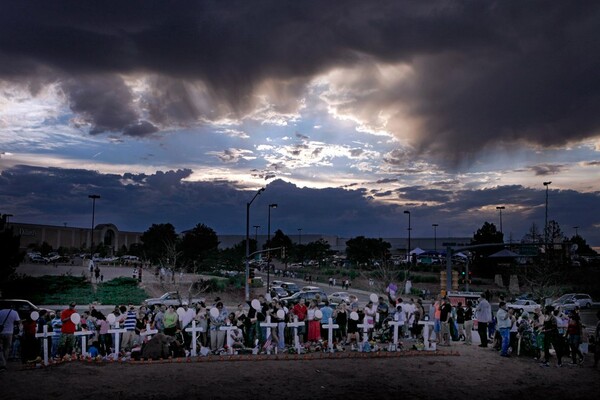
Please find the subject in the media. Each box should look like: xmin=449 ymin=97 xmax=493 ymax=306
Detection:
xmin=1 ymin=1 xmax=599 ymax=247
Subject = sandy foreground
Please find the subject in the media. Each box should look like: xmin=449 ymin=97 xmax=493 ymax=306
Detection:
xmin=3 ymin=343 xmax=598 ymax=400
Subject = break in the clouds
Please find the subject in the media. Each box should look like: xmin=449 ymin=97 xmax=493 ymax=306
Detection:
xmin=1 ymin=1 xmax=600 ymax=166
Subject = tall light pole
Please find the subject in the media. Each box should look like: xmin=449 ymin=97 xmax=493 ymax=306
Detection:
xmin=573 ymin=226 xmax=579 ymax=237
xmin=267 ymin=203 xmax=278 ymax=290
xmin=432 ymin=223 xmax=438 ymax=253
xmin=4 ymin=213 xmax=13 ymax=226
xmin=404 ymin=210 xmax=411 ymax=261
xmin=253 ymin=225 xmax=260 ymax=242
xmin=496 ymin=206 xmax=505 ymax=237
xmin=543 ymin=181 xmax=552 ymax=255
xmin=245 ymin=188 xmax=265 ymax=301
xmin=298 ymin=228 xmax=302 ymax=244
xmin=88 ymin=194 xmax=100 ymax=263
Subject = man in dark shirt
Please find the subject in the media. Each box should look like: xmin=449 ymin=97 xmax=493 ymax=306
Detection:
xmin=439 ymin=299 xmax=452 ymax=346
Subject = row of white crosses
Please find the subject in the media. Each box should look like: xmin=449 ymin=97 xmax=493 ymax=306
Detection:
xmin=34 ymin=311 xmax=95 ymax=366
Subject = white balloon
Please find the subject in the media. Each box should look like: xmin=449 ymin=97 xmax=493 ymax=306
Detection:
xmin=176 ymin=307 xmax=185 ymax=317
xmin=315 ymin=310 xmax=323 ymax=319
xmin=251 ymin=299 xmax=261 ymax=311
xmin=107 ymin=313 xmax=116 ymax=324
xmin=369 ymin=293 xmax=378 ymax=303
xmin=30 ymin=311 xmax=39 ymax=321
xmin=265 ymin=293 xmax=272 ymax=302
xmin=210 ymin=307 xmax=219 ymax=318
xmin=70 ymin=313 xmax=81 ymax=324
xmin=276 ymin=309 xmax=285 ymax=319
xmin=350 ymin=311 xmax=359 ymax=321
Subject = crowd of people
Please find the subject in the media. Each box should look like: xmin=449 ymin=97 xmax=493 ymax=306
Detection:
xmin=1 ymin=291 xmax=599 ymax=369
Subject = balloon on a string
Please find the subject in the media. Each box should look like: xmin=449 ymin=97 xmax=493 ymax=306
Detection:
xmin=70 ymin=313 xmax=81 ymax=324
xmin=350 ymin=311 xmax=359 ymax=321
xmin=251 ymin=299 xmax=261 ymax=311
xmin=210 ymin=307 xmax=219 ymax=318
xmin=369 ymin=293 xmax=378 ymax=303
xmin=30 ymin=311 xmax=39 ymax=321
xmin=107 ymin=313 xmax=116 ymax=324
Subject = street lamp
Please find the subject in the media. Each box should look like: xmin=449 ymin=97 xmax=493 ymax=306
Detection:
xmin=496 ymin=206 xmax=505 ymax=236
xmin=298 ymin=228 xmax=302 ymax=244
xmin=573 ymin=226 xmax=579 ymax=237
xmin=245 ymin=187 xmax=265 ymax=301
xmin=543 ymin=181 xmax=552 ymax=254
xmin=404 ymin=210 xmax=411 ymax=261
xmin=4 ymin=213 xmax=13 ymax=225
xmin=267 ymin=203 xmax=278 ymax=290
xmin=88 ymin=195 xmax=100 ymax=263
xmin=253 ymin=225 xmax=260 ymax=242
xmin=432 ymin=223 xmax=438 ymax=253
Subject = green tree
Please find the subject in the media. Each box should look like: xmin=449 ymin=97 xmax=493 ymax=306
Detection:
xmin=180 ymin=223 xmax=220 ymax=269
xmin=569 ymin=235 xmax=598 ymax=256
xmin=303 ymin=239 xmax=332 ymax=264
xmin=0 ymin=226 xmax=24 ymax=284
xmin=267 ymin=229 xmax=293 ymax=260
xmin=345 ymin=236 xmax=391 ymax=268
xmin=140 ymin=223 xmax=178 ymax=264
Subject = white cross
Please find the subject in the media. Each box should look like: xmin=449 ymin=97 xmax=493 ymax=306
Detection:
xmin=388 ymin=315 xmax=403 ymax=351
xmin=356 ymin=317 xmax=374 ymax=350
xmin=35 ymin=325 xmax=54 ymax=365
xmin=322 ymin=317 xmax=339 ymax=353
xmin=185 ymin=320 xmax=205 ymax=356
xmin=107 ymin=322 xmax=128 ymax=360
xmin=219 ymin=324 xmax=237 ymax=354
xmin=287 ymin=316 xmax=305 ymax=354
xmin=418 ymin=320 xmax=436 ymax=351
xmin=140 ymin=323 xmax=158 ymax=341
xmin=260 ymin=315 xmax=279 ymax=354
xmin=74 ymin=329 xmax=95 ymax=357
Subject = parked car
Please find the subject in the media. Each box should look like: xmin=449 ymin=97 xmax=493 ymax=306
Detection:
xmin=328 ymin=291 xmax=351 ymax=305
xmin=0 ymin=299 xmax=53 ymax=319
xmin=269 ymin=280 xmax=285 ymax=289
xmin=144 ymin=292 xmax=205 ymax=307
xmin=506 ymin=299 xmax=541 ymax=313
xmin=301 ymin=285 xmax=321 ymax=292
xmin=280 ymin=290 xmax=328 ymax=306
xmin=552 ymin=293 xmax=593 ymax=309
xmin=279 ymin=282 xmax=300 ymax=294
xmin=270 ymin=287 xmax=289 ymax=299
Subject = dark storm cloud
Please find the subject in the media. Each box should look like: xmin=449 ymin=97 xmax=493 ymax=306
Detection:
xmin=62 ymin=75 xmax=157 ymax=135
xmin=528 ymin=164 xmax=566 ymax=176
xmin=1 ymin=1 xmax=599 ymax=165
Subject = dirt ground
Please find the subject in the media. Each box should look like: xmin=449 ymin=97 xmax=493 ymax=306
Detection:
xmin=3 ymin=344 xmax=599 ymax=400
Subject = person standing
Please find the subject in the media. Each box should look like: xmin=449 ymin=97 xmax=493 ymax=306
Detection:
xmin=456 ymin=302 xmax=465 ymax=341
xmin=59 ymin=302 xmax=77 ymax=357
xmin=594 ymin=310 xmax=600 ymax=368
xmin=463 ymin=300 xmax=474 ymax=345
xmin=0 ymin=306 xmax=20 ymax=371
xmin=439 ymin=299 xmax=452 ymax=346
xmin=475 ymin=293 xmax=492 ymax=348
xmin=496 ymin=302 xmax=512 ymax=357
xmin=567 ymin=313 xmax=584 ymax=365
xmin=541 ymin=305 xmax=563 ymax=367
xmin=209 ymin=302 xmax=228 ymax=352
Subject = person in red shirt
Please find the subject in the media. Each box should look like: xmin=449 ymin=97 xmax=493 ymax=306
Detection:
xmin=59 ymin=302 xmax=77 ymax=357
xmin=292 ymin=299 xmax=308 ymax=344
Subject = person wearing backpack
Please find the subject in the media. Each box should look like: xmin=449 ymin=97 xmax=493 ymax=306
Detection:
xmin=0 ymin=305 xmax=21 ymax=371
